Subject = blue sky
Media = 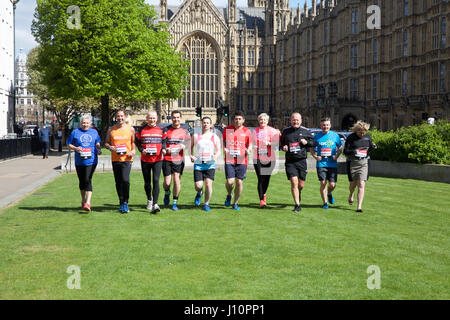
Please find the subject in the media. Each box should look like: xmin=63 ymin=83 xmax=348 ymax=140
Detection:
xmin=15 ymin=0 xmax=315 ymax=56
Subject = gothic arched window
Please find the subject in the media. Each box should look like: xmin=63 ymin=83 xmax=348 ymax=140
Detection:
xmin=178 ymin=34 xmax=219 ymax=109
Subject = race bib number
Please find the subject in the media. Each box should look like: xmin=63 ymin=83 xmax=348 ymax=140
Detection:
xmin=170 ymin=145 xmax=181 ymax=154
xmin=144 ymin=144 xmax=157 ymax=155
xmin=230 ymin=149 xmax=241 ymax=157
xmin=200 ymin=152 xmax=212 ymax=162
xmin=80 ymin=148 xmax=91 ymax=158
xmin=289 ymin=142 xmax=300 ymax=153
xmin=115 ymin=144 xmax=127 ymax=155
xmin=320 ymin=147 xmax=332 ymax=157
xmin=258 ymin=148 xmax=268 ymax=156
xmin=356 ymin=148 xmax=368 ymax=158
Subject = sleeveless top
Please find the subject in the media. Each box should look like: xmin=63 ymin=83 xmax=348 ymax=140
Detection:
xmin=110 ymin=125 xmax=133 ymax=162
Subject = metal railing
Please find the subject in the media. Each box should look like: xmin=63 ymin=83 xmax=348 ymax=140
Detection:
xmin=0 ymin=136 xmax=41 ymax=161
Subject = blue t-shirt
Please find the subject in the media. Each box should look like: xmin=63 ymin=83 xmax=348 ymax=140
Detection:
xmin=313 ymin=131 xmax=342 ymax=168
xmin=67 ymin=128 xmax=101 ymax=166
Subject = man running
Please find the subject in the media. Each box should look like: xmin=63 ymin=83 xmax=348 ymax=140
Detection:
xmin=310 ymin=117 xmax=343 ymax=209
xmin=222 ymin=111 xmax=252 ymax=211
xmin=135 ymin=110 xmax=164 ymax=214
xmin=162 ymin=110 xmax=191 ymax=211
xmin=105 ymin=109 xmax=135 ymax=213
xmin=190 ymin=117 xmax=221 ymax=212
xmin=281 ymin=113 xmax=315 ymax=213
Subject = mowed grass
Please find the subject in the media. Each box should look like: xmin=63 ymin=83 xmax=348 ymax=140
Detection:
xmin=0 ymin=169 xmax=448 ymax=299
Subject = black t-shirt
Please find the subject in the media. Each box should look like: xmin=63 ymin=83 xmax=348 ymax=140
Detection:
xmin=344 ymin=132 xmax=376 ymax=160
xmin=280 ymin=126 xmax=315 ymax=162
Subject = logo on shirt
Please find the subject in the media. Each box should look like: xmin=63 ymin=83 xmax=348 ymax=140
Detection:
xmin=80 ymin=134 xmax=93 ymax=147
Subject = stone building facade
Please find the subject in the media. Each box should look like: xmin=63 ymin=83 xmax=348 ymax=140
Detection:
xmin=133 ymin=0 xmax=449 ymax=130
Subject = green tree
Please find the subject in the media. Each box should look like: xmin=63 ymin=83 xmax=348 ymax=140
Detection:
xmin=31 ymin=0 xmax=189 ymax=141
xmin=26 ymin=45 xmax=91 ymax=144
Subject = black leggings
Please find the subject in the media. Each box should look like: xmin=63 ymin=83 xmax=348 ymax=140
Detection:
xmin=253 ymin=160 xmax=275 ymax=200
xmin=112 ymin=161 xmax=132 ymax=204
xmin=141 ymin=161 xmax=162 ymax=203
xmin=75 ymin=164 xmax=97 ymax=191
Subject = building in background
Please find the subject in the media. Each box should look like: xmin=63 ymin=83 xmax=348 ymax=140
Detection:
xmin=14 ymin=49 xmax=53 ymax=126
xmin=141 ymin=0 xmax=448 ymax=130
xmin=0 ymin=1 xmax=14 ymax=137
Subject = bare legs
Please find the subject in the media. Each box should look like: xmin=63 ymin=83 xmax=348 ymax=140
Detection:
xmin=349 ymin=180 xmax=365 ymax=210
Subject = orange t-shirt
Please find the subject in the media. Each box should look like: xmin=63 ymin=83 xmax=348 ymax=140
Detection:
xmin=110 ymin=125 xmax=133 ymax=162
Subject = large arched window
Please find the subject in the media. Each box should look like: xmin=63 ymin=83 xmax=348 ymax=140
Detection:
xmin=178 ymin=34 xmax=219 ymax=109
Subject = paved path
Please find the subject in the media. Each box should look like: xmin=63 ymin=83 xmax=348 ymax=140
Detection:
xmin=0 ymin=151 xmax=67 ymax=209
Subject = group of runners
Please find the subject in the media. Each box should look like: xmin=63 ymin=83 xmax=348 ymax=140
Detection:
xmin=67 ymin=109 xmax=376 ymax=214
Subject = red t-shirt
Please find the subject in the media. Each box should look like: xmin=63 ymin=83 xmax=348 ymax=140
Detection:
xmin=252 ymin=126 xmax=279 ymax=162
xmin=163 ymin=125 xmax=191 ymax=162
xmin=223 ymin=125 xmax=251 ymax=165
xmin=136 ymin=125 xmax=164 ymax=163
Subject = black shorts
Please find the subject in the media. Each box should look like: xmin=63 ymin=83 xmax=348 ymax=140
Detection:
xmin=317 ymin=167 xmax=338 ymax=182
xmin=285 ymin=159 xmax=307 ymax=181
xmin=225 ymin=163 xmax=247 ymax=180
xmin=162 ymin=160 xmax=185 ymax=176
xmin=194 ymin=169 xmax=215 ymax=182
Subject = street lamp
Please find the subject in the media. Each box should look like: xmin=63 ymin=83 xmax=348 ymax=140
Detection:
xmin=11 ymin=0 xmax=20 ymax=134
xmin=237 ymin=14 xmax=245 ymax=112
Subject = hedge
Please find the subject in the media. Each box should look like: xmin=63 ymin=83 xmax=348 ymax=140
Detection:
xmin=369 ymin=120 xmax=450 ymax=165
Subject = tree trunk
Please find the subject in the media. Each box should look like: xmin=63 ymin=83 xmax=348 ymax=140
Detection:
xmin=100 ymin=94 xmax=110 ymax=145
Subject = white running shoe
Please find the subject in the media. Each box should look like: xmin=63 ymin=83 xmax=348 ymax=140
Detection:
xmin=151 ymin=204 xmax=160 ymax=214
xmin=146 ymin=199 xmax=153 ymax=210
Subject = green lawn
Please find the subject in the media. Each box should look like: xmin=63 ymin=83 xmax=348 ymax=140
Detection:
xmin=0 ymin=170 xmax=448 ymax=299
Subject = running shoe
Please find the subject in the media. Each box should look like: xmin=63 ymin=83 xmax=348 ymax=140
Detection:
xmin=323 ymin=202 xmax=329 ymax=210
xmin=172 ymin=203 xmax=179 ymax=211
xmin=356 ymin=209 xmax=363 ymax=213
xmin=293 ymin=204 xmax=301 ymax=213
xmin=164 ymin=191 xmax=171 ymax=205
xmin=151 ymin=204 xmax=160 ymax=214
xmin=122 ymin=203 xmax=130 ymax=213
xmin=224 ymin=195 xmax=232 ymax=207
xmin=194 ymin=191 xmax=203 ymax=206
xmin=119 ymin=203 xmax=124 ymax=213
xmin=259 ymin=200 xmax=267 ymax=208
xmin=82 ymin=203 xmax=91 ymax=212
xmin=146 ymin=199 xmax=153 ymax=210
xmin=232 ymin=203 xmax=240 ymax=211
xmin=263 ymin=194 xmax=267 ymax=203
xmin=203 ymin=204 xmax=211 ymax=212
xmin=328 ymin=193 xmax=335 ymax=205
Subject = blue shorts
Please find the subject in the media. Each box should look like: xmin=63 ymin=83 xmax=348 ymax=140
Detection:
xmin=225 ymin=163 xmax=247 ymax=180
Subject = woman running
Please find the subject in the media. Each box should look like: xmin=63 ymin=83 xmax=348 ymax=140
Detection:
xmin=67 ymin=115 xmax=101 ymax=212
xmin=252 ymin=113 xmax=281 ymax=207
xmin=343 ymin=121 xmax=377 ymax=213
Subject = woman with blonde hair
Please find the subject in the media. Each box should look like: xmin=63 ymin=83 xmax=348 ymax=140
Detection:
xmin=343 ymin=121 xmax=377 ymax=213
xmin=252 ymin=113 xmax=281 ymax=207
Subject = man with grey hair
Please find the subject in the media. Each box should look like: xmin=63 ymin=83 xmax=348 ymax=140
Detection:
xmin=280 ymin=113 xmax=315 ymax=213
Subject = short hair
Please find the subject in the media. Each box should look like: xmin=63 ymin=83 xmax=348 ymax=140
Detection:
xmin=352 ymin=121 xmax=370 ymax=133
xmin=116 ymin=109 xmax=126 ymax=116
xmin=171 ymin=110 xmax=182 ymax=118
xmin=257 ymin=113 xmax=270 ymax=121
xmin=290 ymin=112 xmax=302 ymax=119
xmin=320 ymin=117 xmax=331 ymax=123
xmin=202 ymin=116 xmax=212 ymax=123
xmin=234 ymin=111 xmax=245 ymax=118
xmin=80 ymin=114 xmax=92 ymax=123
xmin=146 ymin=110 xmax=158 ymax=117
